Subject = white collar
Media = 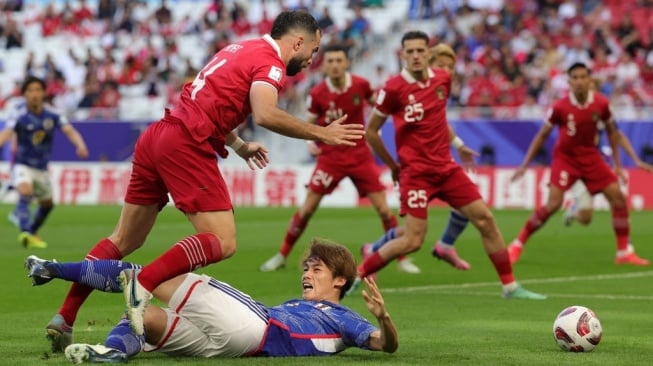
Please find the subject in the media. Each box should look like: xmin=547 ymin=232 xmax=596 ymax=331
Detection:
xmin=400 ymin=68 xmax=434 ymax=88
xmin=326 ymin=72 xmax=352 ymax=93
xmin=569 ymin=90 xmax=594 ymax=108
xmin=262 ymin=34 xmax=282 ymax=59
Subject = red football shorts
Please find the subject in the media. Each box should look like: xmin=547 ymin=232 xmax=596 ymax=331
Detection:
xmin=124 ymin=117 xmax=232 ymax=213
xmin=399 ymin=165 xmax=482 ymax=219
xmin=549 ymin=153 xmax=618 ymax=194
xmin=307 ymin=154 xmax=385 ymax=197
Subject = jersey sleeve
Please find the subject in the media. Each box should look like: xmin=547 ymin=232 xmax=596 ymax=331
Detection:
xmin=373 ymin=84 xmax=397 ymax=117
xmin=4 ymin=108 xmax=18 ymax=130
xmin=335 ymin=308 xmax=377 ymax=349
xmin=544 ymin=103 xmax=562 ymax=126
xmin=250 ymin=56 xmax=286 ymax=92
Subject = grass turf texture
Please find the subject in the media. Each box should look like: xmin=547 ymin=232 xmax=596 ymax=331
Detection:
xmin=1 ymin=205 xmax=652 ymax=365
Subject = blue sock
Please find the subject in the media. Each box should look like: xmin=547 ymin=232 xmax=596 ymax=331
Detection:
xmin=105 ymin=318 xmax=144 ymax=356
xmin=29 ymin=204 xmax=53 ymax=234
xmin=371 ymin=227 xmax=397 ymax=252
xmin=439 ymin=210 xmax=469 ymax=247
xmin=54 ymin=260 xmax=141 ymax=292
xmin=15 ymin=195 xmax=32 ymax=232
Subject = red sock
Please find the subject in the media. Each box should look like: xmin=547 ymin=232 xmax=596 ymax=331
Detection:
xmin=138 ymin=233 xmax=222 ymax=292
xmin=358 ymin=251 xmax=390 ymax=278
xmin=279 ymin=212 xmax=308 ymax=257
xmin=488 ymin=249 xmax=515 ymax=285
xmin=517 ymin=206 xmax=551 ymax=244
xmin=612 ymin=205 xmax=630 ymax=251
xmin=58 ymin=238 xmax=122 ymax=325
xmin=382 ymin=215 xmax=398 ymax=231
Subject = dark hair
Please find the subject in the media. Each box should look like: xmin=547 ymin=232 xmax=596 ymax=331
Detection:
xmin=321 ymin=44 xmax=349 ymax=58
xmin=303 ymin=238 xmax=357 ymax=299
xmin=401 ymin=30 xmax=430 ymax=47
xmin=270 ymin=10 xmax=320 ymax=40
xmin=567 ymin=62 xmax=591 ymax=75
xmin=21 ymin=76 xmax=47 ymax=94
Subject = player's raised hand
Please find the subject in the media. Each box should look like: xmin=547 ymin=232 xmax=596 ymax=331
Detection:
xmin=321 ymin=115 xmax=364 ymax=146
xmin=235 ymin=142 xmax=269 ymax=170
xmin=511 ymin=166 xmax=527 ymax=182
xmin=361 ymin=277 xmax=387 ymax=319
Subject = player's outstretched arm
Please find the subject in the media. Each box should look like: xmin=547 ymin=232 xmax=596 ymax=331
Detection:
xmin=0 ymin=127 xmax=15 ymax=147
xmin=617 ymin=130 xmax=653 ymax=173
xmin=604 ymin=120 xmax=626 ymax=181
xmin=362 ymin=277 xmax=398 ymax=353
xmin=249 ymin=84 xmax=363 ymax=146
xmin=511 ymin=123 xmax=553 ymax=182
xmin=61 ymin=124 xmax=89 ymax=159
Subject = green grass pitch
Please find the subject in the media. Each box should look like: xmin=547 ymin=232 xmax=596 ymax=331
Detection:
xmin=1 ymin=205 xmax=652 ymax=365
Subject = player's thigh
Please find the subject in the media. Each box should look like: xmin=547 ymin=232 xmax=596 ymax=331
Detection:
xmin=549 ymin=158 xmax=580 ymax=192
xmin=570 ymin=180 xmax=593 ymax=210
xmin=151 ymin=274 xmax=267 ymax=357
xmin=11 ymin=164 xmax=34 ymax=195
xmin=437 ymin=166 xmax=482 ymax=209
xmin=457 ymin=199 xmax=494 ymax=229
xmin=32 ymin=169 xmax=53 ymax=200
xmin=347 ymin=158 xmax=386 ymax=197
xmin=581 ymin=160 xmax=618 ymax=196
xmin=299 ymin=189 xmax=325 ymax=217
xmin=306 ymin=161 xmax=346 ymax=195
xmin=124 ymin=126 xmax=170 ymax=209
xmin=110 ymin=202 xmax=160 ymax=255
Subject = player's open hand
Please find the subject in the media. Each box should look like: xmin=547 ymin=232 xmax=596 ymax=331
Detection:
xmin=77 ymin=146 xmax=89 ymax=159
xmin=236 ymin=142 xmax=269 ymax=170
xmin=615 ymin=166 xmax=628 ymax=184
xmin=321 ymin=115 xmax=364 ymax=146
xmin=511 ymin=166 xmax=526 ymax=182
xmin=362 ymin=277 xmax=387 ymax=319
xmin=457 ymin=145 xmax=479 ymax=171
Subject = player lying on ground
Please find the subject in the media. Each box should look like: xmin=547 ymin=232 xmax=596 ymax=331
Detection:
xmin=25 ymin=239 xmax=398 ymax=363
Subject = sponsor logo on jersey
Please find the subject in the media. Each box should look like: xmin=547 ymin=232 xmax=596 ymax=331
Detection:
xmin=352 ymin=94 xmax=360 ymax=105
xmin=436 ymin=86 xmax=444 ymax=100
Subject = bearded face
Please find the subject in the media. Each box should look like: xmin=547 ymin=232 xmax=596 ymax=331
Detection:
xmin=286 ymin=56 xmax=305 ymax=76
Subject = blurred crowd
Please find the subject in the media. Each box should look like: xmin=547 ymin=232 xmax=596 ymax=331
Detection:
xmin=1 ymin=0 xmax=653 ymax=121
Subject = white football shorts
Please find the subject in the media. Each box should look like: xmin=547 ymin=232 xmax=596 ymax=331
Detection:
xmin=12 ymin=164 xmax=52 ymax=200
xmin=144 ymin=273 xmax=269 ymax=358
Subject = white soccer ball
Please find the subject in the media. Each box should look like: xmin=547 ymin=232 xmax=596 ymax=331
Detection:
xmin=552 ymin=305 xmax=602 ymax=352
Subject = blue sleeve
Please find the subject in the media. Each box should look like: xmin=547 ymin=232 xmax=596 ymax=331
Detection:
xmin=336 ymin=309 xmax=378 ymax=349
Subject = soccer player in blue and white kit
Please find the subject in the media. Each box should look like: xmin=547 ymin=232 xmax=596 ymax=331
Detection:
xmin=0 ymin=76 xmax=89 ymax=248
xmin=25 ymin=239 xmax=398 ymax=362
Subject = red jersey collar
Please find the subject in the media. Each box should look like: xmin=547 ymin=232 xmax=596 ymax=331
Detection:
xmin=262 ymin=34 xmax=282 ymax=59
xmin=400 ymin=68 xmax=435 ymax=88
xmin=569 ymin=90 xmax=594 ymax=108
xmin=325 ymin=72 xmax=352 ymax=94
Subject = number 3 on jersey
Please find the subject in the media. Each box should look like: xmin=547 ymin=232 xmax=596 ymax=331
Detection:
xmin=191 ymin=57 xmax=227 ymax=100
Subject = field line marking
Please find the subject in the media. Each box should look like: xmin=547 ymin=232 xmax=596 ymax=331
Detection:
xmin=382 ymin=271 xmax=653 ymax=294
xmin=405 ymin=290 xmax=653 ymax=301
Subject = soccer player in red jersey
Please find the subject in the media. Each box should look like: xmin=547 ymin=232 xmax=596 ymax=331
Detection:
xmin=348 ymin=31 xmax=546 ymax=300
xmin=40 ymin=11 xmax=366 ymax=352
xmin=259 ymin=44 xmax=420 ymax=274
xmin=509 ymin=62 xmax=649 ymax=266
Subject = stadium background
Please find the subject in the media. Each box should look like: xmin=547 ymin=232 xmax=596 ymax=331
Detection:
xmin=1 ymin=0 xmax=653 ymax=208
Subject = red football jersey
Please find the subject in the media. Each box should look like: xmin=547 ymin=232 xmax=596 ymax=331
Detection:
xmin=546 ymin=91 xmax=613 ymax=159
xmin=171 ymin=35 xmax=286 ymax=151
xmin=374 ymin=68 xmax=454 ymax=173
xmin=307 ymin=73 xmax=374 ymax=164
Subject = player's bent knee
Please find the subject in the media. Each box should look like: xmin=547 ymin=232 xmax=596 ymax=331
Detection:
xmin=143 ymin=306 xmax=168 ymax=345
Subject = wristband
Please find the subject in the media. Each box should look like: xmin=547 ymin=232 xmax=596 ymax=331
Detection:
xmin=230 ymin=137 xmax=245 ymax=151
xmin=451 ymin=136 xmax=464 ymax=149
